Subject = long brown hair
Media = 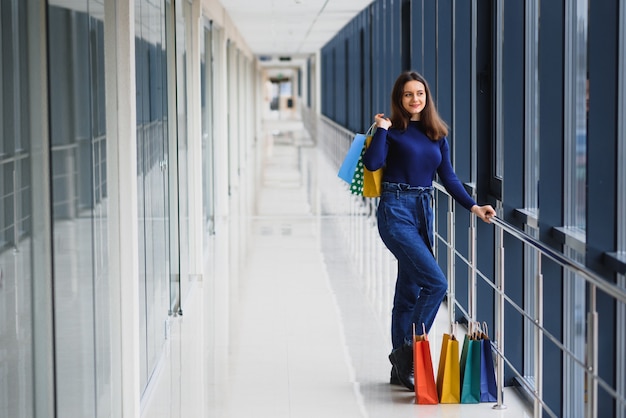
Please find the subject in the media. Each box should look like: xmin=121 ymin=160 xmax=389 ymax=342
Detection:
xmin=389 ymin=71 xmax=448 ymax=140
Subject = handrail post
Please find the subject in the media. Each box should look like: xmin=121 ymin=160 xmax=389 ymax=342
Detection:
xmin=13 ymin=169 xmax=20 ymax=251
xmin=493 ymin=220 xmax=508 ymax=410
xmin=534 ymin=253 xmax=543 ymax=418
xmin=469 ymin=210 xmax=477 ymax=321
xmin=447 ymin=200 xmax=455 ymax=328
xmin=586 ymin=285 xmax=598 ymax=418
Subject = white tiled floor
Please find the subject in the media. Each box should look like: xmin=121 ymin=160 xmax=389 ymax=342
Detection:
xmin=201 ymin=118 xmax=533 ymax=418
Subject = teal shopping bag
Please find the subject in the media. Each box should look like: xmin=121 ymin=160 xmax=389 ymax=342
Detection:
xmin=460 ymin=325 xmax=481 ymax=403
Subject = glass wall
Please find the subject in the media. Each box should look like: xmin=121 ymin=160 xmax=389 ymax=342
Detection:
xmin=44 ymin=0 xmax=180 ymax=407
xmin=1 ymin=0 xmax=239 ymax=414
xmin=0 ymin=0 xmax=36 ymax=416
xmin=47 ymin=1 xmax=110 ymax=416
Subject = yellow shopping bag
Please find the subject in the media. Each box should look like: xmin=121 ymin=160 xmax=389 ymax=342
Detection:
xmin=436 ymin=326 xmax=461 ymax=403
xmin=362 ymin=133 xmax=383 ymax=198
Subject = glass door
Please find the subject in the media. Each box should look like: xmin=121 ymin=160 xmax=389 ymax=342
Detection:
xmin=136 ymin=0 xmax=171 ymax=390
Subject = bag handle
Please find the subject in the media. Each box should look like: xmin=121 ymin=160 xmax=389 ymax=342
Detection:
xmin=450 ymin=321 xmax=458 ymax=341
xmin=413 ymin=323 xmax=429 ymax=341
xmin=365 ymin=122 xmax=377 ymax=137
xmin=482 ymin=321 xmax=490 ymax=340
xmin=469 ymin=321 xmax=481 ymax=340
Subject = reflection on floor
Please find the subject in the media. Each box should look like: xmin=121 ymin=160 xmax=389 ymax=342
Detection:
xmin=142 ymin=117 xmax=533 ymax=418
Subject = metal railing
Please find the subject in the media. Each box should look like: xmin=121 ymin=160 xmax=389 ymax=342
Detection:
xmin=311 ymin=114 xmax=626 ymax=418
xmin=486 ymin=214 xmax=626 ymax=417
xmin=0 ymin=151 xmax=31 ymax=250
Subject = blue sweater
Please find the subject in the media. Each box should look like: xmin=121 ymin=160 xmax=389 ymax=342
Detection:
xmin=362 ymin=121 xmax=477 ymax=211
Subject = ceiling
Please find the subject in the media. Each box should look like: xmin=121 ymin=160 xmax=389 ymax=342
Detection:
xmin=221 ymin=0 xmax=373 ymax=67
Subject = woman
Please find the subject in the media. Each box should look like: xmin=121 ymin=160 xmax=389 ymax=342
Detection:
xmin=362 ymin=71 xmax=495 ymax=391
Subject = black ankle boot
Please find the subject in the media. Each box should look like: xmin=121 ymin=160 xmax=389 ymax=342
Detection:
xmin=389 ymin=366 xmax=401 ymax=385
xmin=388 ymin=344 xmax=414 ymax=391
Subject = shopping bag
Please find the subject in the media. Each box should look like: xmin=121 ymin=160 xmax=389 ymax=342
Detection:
xmin=362 ymin=134 xmax=383 ymax=197
xmin=346 ymin=123 xmax=383 ymax=198
xmin=460 ymin=322 xmax=481 ymax=403
xmin=479 ymin=322 xmax=498 ymax=402
xmin=436 ymin=326 xmax=460 ymax=403
xmin=413 ymin=323 xmax=439 ymax=404
xmin=349 ymin=146 xmax=366 ymax=195
xmin=337 ymin=132 xmax=367 ymax=183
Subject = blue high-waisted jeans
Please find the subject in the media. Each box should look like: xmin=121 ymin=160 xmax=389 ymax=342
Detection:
xmin=376 ymin=182 xmax=448 ymax=349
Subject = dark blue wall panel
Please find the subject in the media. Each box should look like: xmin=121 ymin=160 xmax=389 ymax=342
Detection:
xmin=453 ymin=0 xmax=472 ymax=181
xmin=587 ymin=1 xmax=619 ymax=417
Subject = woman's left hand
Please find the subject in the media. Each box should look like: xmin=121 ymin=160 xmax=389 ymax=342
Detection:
xmin=471 ymin=205 xmax=496 ymax=224
xmin=374 ymin=113 xmax=392 ymax=130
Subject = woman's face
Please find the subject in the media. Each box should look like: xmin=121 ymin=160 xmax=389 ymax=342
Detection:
xmin=401 ymin=80 xmax=426 ymax=120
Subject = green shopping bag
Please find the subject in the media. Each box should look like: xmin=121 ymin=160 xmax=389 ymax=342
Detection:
xmin=349 ymin=146 xmax=366 ymax=195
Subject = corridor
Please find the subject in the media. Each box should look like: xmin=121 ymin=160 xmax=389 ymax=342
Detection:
xmin=180 ymin=118 xmax=533 ymax=417
xmin=4 ymin=1 xmax=626 ymax=416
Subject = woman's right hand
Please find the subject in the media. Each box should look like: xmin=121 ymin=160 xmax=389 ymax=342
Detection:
xmin=471 ymin=204 xmax=496 ymax=224
xmin=374 ymin=113 xmax=392 ymax=130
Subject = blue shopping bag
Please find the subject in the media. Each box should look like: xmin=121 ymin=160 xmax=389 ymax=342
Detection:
xmin=479 ymin=323 xmax=498 ymax=402
xmin=337 ymin=132 xmax=367 ymax=183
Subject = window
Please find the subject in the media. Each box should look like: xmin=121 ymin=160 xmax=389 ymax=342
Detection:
xmin=522 ymin=0 xmax=540 ymax=390
xmin=562 ymin=4 xmax=588 ymax=416
xmin=524 ymin=0 xmax=539 ymax=213
xmin=564 ymin=0 xmax=588 ymax=233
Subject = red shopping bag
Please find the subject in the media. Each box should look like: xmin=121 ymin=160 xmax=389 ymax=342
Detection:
xmin=413 ymin=323 xmax=439 ymax=404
